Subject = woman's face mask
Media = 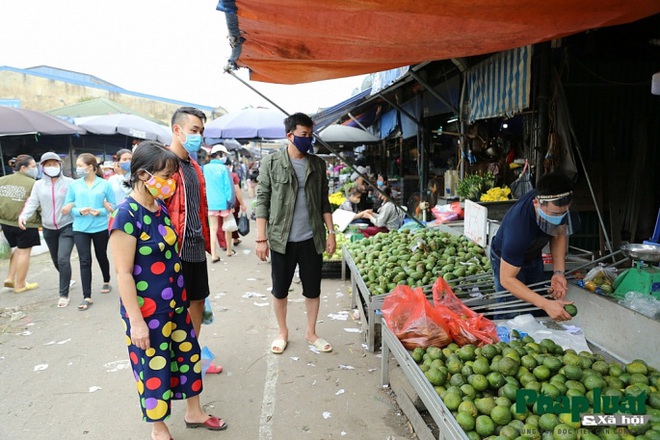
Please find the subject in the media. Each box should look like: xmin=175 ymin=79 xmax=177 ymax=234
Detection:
xmin=24 ymin=166 xmax=39 ymax=179
xmin=43 ymin=165 xmax=61 ymax=177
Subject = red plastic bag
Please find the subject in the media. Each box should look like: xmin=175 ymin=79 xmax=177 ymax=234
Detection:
xmin=382 ymin=285 xmax=452 ymax=350
xmin=431 ymin=202 xmax=464 ymax=223
xmin=431 ymin=277 xmax=499 ymax=347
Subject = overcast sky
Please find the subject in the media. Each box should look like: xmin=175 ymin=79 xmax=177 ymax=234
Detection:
xmin=1 ymin=0 xmax=367 ymax=116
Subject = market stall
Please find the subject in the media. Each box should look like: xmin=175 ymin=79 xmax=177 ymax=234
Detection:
xmin=378 ymin=242 xmax=660 ymax=440
xmin=342 ymin=225 xmax=494 ymax=351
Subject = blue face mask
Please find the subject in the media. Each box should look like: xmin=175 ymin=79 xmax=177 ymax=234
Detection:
xmin=180 ymin=131 xmax=203 ymax=153
xmin=377 ymin=181 xmax=384 ymax=187
xmin=292 ymin=135 xmax=314 ymax=153
xmin=119 ymin=161 xmax=131 ymax=173
xmin=538 ymin=207 xmax=567 ymax=225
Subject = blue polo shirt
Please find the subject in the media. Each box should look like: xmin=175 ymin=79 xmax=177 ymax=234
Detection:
xmin=490 ymin=190 xmax=551 ymax=267
xmin=65 ymin=176 xmax=115 ymax=233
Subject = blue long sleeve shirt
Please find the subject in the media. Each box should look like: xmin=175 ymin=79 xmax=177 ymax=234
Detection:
xmin=64 ymin=176 xmax=116 ymax=233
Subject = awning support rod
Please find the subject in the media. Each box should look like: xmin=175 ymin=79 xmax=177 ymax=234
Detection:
xmin=409 ymin=71 xmax=458 ymax=114
xmin=346 ymin=112 xmax=370 ymax=132
xmin=376 ymin=93 xmax=422 ymax=127
xmin=225 ymin=71 xmax=425 ymax=228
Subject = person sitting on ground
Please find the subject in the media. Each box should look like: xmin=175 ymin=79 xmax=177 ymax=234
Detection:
xmin=357 ymin=186 xmax=404 ymax=238
xmin=0 ymin=155 xmax=41 ymax=293
xmin=18 ymin=152 xmax=75 ymax=307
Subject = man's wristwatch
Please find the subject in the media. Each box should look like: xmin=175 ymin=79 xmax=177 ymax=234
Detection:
xmin=328 ymin=230 xmax=336 ymax=235
xmin=553 ymin=270 xmax=564 ymax=275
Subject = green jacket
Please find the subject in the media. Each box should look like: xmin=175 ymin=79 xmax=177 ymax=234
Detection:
xmin=0 ymin=172 xmax=41 ymax=228
xmin=256 ymin=148 xmax=331 ymax=254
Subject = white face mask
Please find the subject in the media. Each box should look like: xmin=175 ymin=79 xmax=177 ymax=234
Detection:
xmin=43 ymin=165 xmax=61 ymax=177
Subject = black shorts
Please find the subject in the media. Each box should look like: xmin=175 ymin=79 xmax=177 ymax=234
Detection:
xmin=181 ymin=259 xmax=210 ymax=302
xmin=271 ymin=238 xmax=322 ymax=299
xmin=2 ymin=225 xmax=40 ymax=249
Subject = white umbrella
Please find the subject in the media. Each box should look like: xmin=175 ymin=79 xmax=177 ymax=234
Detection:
xmin=75 ymin=114 xmax=172 ymax=144
xmin=317 ymin=124 xmax=379 ymax=143
xmin=204 ymin=107 xmax=287 ymax=139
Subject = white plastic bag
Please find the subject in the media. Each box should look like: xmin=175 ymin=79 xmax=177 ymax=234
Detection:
xmin=222 ymin=214 xmax=238 ymax=232
xmin=619 ymin=292 xmax=660 ymax=319
xmin=503 ymin=314 xmax=592 ymax=354
xmin=583 ymin=263 xmax=617 ymax=284
xmin=0 ymin=231 xmax=11 ymax=260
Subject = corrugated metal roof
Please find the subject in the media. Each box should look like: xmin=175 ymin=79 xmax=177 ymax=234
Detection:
xmin=46 ymin=97 xmax=163 ymax=124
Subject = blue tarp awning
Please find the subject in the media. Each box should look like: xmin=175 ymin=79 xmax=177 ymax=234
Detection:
xmin=467 ymin=46 xmax=532 ymax=122
xmin=312 ymin=87 xmax=372 ymax=130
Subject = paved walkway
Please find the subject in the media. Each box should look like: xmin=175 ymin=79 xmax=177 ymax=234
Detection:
xmin=0 ymin=215 xmax=413 ymax=440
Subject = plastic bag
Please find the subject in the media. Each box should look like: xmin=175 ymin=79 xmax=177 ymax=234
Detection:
xmin=200 ymin=346 xmax=215 ymax=377
xmin=237 ymin=212 xmax=250 ymax=236
xmin=431 ymin=201 xmax=464 ymax=223
xmin=381 ymin=285 xmax=452 ymax=350
xmin=222 ymin=214 xmax=238 ymax=232
xmin=0 ymin=231 xmax=11 ymax=260
xmin=619 ymin=291 xmax=660 ymax=319
xmin=202 ymin=297 xmax=214 ymax=325
xmin=583 ymin=263 xmax=617 ymax=284
xmin=510 ymin=159 xmax=533 ymax=199
xmin=432 ymin=277 xmax=499 ymax=347
xmin=502 ymin=314 xmax=592 ymax=354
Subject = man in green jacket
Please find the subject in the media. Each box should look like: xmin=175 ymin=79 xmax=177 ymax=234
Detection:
xmin=255 ymin=112 xmax=336 ymax=354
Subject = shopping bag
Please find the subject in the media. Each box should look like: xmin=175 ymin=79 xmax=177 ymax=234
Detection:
xmin=432 ymin=277 xmax=499 ymax=347
xmin=202 ymin=297 xmax=214 ymax=325
xmin=222 ymin=214 xmax=238 ymax=232
xmin=510 ymin=159 xmax=533 ymax=199
xmin=0 ymin=231 xmax=11 ymax=260
xmin=237 ymin=212 xmax=250 ymax=236
xmin=381 ymin=285 xmax=452 ymax=350
xmin=200 ymin=346 xmax=216 ymax=377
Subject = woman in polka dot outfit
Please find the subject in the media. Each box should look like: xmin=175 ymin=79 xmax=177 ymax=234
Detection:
xmin=109 ymin=141 xmax=227 ymax=440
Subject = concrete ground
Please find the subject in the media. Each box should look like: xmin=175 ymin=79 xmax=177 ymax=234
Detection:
xmin=0 ymin=213 xmax=414 ymax=440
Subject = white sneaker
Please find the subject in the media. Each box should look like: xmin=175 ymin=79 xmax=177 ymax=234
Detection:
xmin=70 ymin=280 xmax=76 ymax=287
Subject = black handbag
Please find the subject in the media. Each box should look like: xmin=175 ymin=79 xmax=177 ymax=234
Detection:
xmin=238 ymin=212 xmax=250 ymax=236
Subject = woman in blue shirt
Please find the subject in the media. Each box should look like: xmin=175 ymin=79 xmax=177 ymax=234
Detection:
xmin=64 ymin=153 xmax=116 ymax=310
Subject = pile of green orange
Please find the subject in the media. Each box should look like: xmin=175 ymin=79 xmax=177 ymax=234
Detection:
xmin=411 ymin=336 xmax=660 ymax=440
xmin=346 ymin=229 xmax=492 ymax=296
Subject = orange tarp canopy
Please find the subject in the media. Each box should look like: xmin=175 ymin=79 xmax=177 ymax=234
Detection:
xmin=227 ymin=0 xmax=660 ymax=84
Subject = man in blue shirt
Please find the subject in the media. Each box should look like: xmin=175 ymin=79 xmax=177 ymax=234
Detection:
xmin=490 ymin=172 xmax=575 ymax=321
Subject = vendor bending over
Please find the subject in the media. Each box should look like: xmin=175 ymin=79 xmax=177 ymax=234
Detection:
xmin=355 ymin=186 xmax=404 ymax=238
xmin=489 ymin=172 xmax=575 ymax=321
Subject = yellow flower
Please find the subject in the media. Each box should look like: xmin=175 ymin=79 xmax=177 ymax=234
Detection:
xmin=329 ymin=191 xmax=346 ymax=206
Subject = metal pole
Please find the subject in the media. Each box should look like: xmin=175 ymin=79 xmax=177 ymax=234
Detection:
xmin=347 ymin=112 xmax=370 ymax=132
xmin=0 ymin=139 xmax=5 ymax=176
xmin=409 ymin=71 xmax=458 ymax=114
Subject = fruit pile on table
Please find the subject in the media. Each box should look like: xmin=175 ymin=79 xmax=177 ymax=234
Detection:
xmin=345 ymin=228 xmax=493 ymax=296
xmin=411 ymin=334 xmax=660 ymax=440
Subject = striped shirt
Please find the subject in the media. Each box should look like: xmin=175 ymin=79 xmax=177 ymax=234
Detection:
xmin=179 ymin=159 xmax=206 ymax=262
